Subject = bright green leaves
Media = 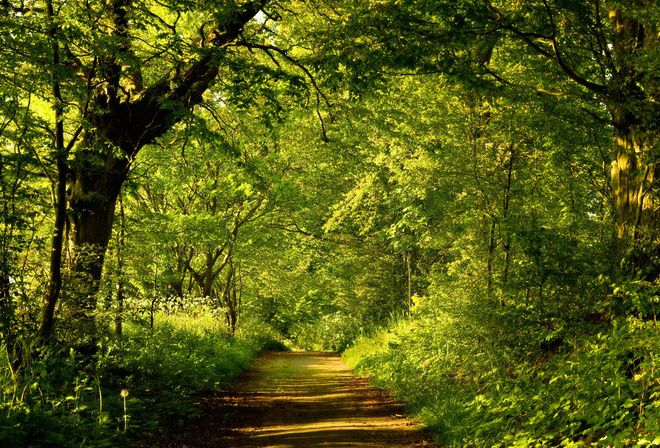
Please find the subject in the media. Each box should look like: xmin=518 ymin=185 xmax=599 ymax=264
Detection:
xmin=348 ymin=313 xmax=660 ymax=447
xmin=2 ymin=0 xmax=660 ymax=445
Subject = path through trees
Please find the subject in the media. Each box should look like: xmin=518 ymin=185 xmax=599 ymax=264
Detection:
xmin=138 ymin=351 xmax=433 ymax=448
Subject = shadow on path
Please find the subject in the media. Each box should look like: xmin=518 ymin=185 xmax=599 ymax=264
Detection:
xmin=139 ymin=351 xmax=435 ymax=448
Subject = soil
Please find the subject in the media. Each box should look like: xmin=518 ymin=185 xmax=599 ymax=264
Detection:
xmin=137 ymin=351 xmax=436 ymax=448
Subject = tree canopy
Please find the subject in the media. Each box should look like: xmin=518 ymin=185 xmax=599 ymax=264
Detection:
xmin=2 ymin=1 xmax=660 ymax=446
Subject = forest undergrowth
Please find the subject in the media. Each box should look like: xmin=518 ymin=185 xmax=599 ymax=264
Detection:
xmin=344 ymin=294 xmax=660 ymax=448
xmin=0 ymin=310 xmax=284 ymax=448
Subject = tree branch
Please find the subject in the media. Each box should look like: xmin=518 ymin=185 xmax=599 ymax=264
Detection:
xmin=237 ymin=41 xmax=332 ymax=109
xmin=495 ymin=11 xmax=609 ymax=97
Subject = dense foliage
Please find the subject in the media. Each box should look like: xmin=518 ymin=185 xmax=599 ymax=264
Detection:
xmin=0 ymin=307 xmax=283 ymax=447
xmin=345 ymin=313 xmax=660 ymax=447
xmin=2 ymin=0 xmax=660 ymax=446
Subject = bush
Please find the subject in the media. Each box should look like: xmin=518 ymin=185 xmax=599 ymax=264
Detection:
xmin=344 ymin=301 xmax=660 ymax=447
xmin=0 ymin=311 xmax=283 ymax=448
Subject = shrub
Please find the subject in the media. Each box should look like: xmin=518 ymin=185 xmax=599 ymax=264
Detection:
xmin=344 ymin=302 xmax=660 ymax=447
xmin=0 ymin=310 xmax=282 ymax=447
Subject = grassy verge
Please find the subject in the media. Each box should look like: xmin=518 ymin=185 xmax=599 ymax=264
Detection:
xmin=0 ymin=313 xmax=284 ymax=448
xmin=344 ymin=313 xmax=660 ymax=447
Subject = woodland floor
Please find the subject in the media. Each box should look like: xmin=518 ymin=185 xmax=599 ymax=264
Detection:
xmin=136 ymin=351 xmax=436 ymax=448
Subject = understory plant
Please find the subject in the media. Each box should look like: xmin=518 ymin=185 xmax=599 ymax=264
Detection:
xmin=0 ymin=311 xmax=282 ymax=448
xmin=344 ymin=291 xmax=660 ymax=447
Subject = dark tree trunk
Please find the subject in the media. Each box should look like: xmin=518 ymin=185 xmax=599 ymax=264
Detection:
xmin=39 ymin=155 xmax=67 ymax=339
xmin=606 ymin=4 xmax=660 ymax=276
xmin=189 ymin=248 xmax=229 ymax=298
xmin=115 ymin=193 xmax=125 ymax=337
xmin=500 ymin=146 xmax=514 ymax=305
xmin=39 ymin=0 xmax=68 ymax=341
xmin=66 ymin=154 xmax=126 ymax=316
xmin=166 ymin=243 xmax=193 ymax=300
xmin=0 ymin=167 xmax=16 ymax=339
xmin=220 ymin=261 xmax=239 ymax=335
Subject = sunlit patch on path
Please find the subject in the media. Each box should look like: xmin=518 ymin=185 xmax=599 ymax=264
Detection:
xmin=140 ymin=351 xmax=434 ymax=447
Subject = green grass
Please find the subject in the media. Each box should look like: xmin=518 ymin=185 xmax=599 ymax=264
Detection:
xmin=0 ymin=312 xmax=284 ymax=448
xmin=342 ymin=327 xmax=393 ymax=367
xmin=344 ymin=312 xmax=660 ymax=447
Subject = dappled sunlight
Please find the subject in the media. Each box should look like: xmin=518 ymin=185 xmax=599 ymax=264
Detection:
xmin=230 ymin=352 xmax=430 ymax=447
xmin=251 ymin=418 xmax=414 ymax=437
xmin=5 ymin=1 xmax=651 ymax=446
xmin=142 ymin=351 xmax=433 ymax=447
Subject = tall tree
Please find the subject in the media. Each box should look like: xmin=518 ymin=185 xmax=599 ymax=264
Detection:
xmin=4 ymin=0 xmax=279 ymax=335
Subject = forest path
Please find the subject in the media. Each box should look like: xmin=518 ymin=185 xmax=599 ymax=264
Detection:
xmin=140 ymin=351 xmax=435 ymax=448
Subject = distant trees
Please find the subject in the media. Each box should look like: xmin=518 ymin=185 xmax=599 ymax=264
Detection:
xmin=310 ymin=0 xmax=660 ymax=272
xmin=124 ymin=116 xmax=280 ymax=333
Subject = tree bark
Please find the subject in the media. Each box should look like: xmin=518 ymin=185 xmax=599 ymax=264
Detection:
xmin=494 ymin=1 xmax=660 ymax=270
xmin=606 ymin=3 xmax=660 ymax=273
xmin=219 ymin=260 xmax=239 ymax=334
xmin=166 ymin=243 xmax=194 ymax=300
xmin=38 ymin=0 xmax=68 ymax=341
xmin=39 ymin=150 xmax=67 ymax=340
xmin=115 ymin=193 xmax=125 ymax=337
xmin=66 ymin=155 xmax=125 ymax=317
xmin=0 ymin=148 xmax=19 ymax=339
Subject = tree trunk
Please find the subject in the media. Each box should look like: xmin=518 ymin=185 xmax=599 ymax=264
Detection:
xmin=405 ymin=250 xmax=412 ymax=316
xmin=65 ymin=153 xmax=126 ymax=323
xmin=150 ymin=265 xmax=158 ymax=329
xmin=500 ymin=146 xmax=514 ymax=305
xmin=68 ymin=163 xmax=126 ymax=270
xmin=486 ymin=219 xmax=496 ymax=295
xmin=115 ymin=193 xmax=125 ymax=337
xmin=0 ymin=160 xmax=17 ymax=339
xmin=167 ymin=243 xmax=194 ymax=300
xmin=220 ymin=261 xmax=238 ymax=334
xmin=39 ymin=154 xmax=67 ymax=339
xmin=189 ymin=248 xmax=228 ymax=298
xmin=606 ymin=4 xmax=660 ymax=274
xmin=609 ymin=118 xmax=660 ymax=268
xmin=39 ymin=0 xmax=68 ymax=341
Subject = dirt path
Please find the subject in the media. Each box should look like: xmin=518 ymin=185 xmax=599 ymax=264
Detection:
xmin=140 ymin=351 xmax=435 ymax=448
